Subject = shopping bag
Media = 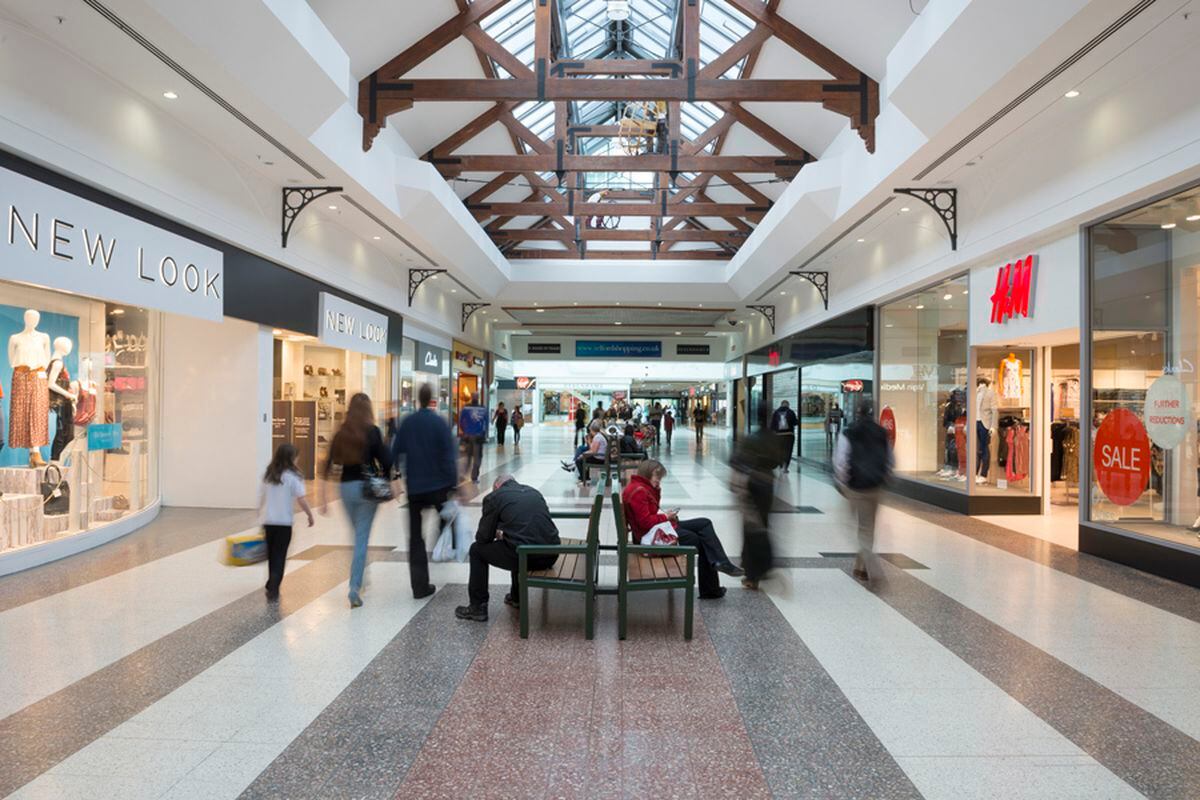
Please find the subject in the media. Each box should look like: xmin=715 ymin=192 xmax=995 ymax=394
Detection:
xmin=640 ymin=521 xmax=679 ymax=547
xmin=433 ymin=501 xmax=469 ymax=562
xmin=224 ymin=530 xmax=267 ymax=566
xmin=451 ymin=509 xmax=471 ymax=563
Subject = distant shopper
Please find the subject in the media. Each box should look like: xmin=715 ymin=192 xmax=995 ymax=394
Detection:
xmin=834 ymin=401 xmax=893 ymax=583
xmin=771 ymin=399 xmax=799 ymax=472
xmin=574 ymin=405 xmax=587 ymax=446
xmin=318 ymin=393 xmax=391 ymax=608
xmin=511 ymin=408 xmax=525 ymax=445
xmin=619 ymin=423 xmax=644 ymax=455
xmin=649 ymin=402 xmax=664 ymax=441
xmin=622 ymin=460 xmax=743 ymax=599
xmin=258 ymin=443 xmax=314 ymax=600
xmin=825 ymin=402 xmax=845 ymax=451
xmin=455 ymin=475 xmax=561 ymax=621
xmin=663 ymin=407 xmax=675 ymax=446
xmin=392 ymin=384 xmax=456 ymax=600
xmin=459 ymin=393 xmax=488 ymax=483
xmin=493 ymin=402 xmax=509 ymax=446
xmin=693 ymin=406 xmax=706 ymax=442
xmin=592 ymin=401 xmax=605 ymax=423
xmin=732 ymin=401 xmax=777 ymax=589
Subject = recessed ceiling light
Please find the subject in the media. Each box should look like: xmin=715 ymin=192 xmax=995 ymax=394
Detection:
xmin=1188 ymin=215 xmax=1200 ymax=222
xmin=327 ymin=204 xmax=338 ymax=210
xmin=451 ymin=288 xmax=457 ymax=293
xmin=698 ymin=303 xmax=703 ymax=307
xmin=856 ymin=238 xmax=865 ymax=243
xmin=272 ymin=329 xmax=283 ymax=335
xmin=372 ymin=235 xmax=381 ymax=240
xmin=573 ymin=301 xmax=578 ymax=306
xmin=943 ymin=293 xmax=952 ymax=301
xmin=162 ymin=90 xmax=178 ymax=100
xmin=657 ymin=302 xmax=662 ymax=306
xmin=615 ymin=301 xmax=621 ymax=305
xmin=536 ymin=308 xmax=545 ymax=313
xmin=431 ymin=274 xmax=439 ymax=279
xmin=915 ymin=304 xmax=925 ymax=310
xmin=885 ymin=323 xmax=894 ymax=328
xmin=1162 ymin=223 xmax=1177 ymax=230
xmin=962 ymin=290 xmax=969 ymax=295
xmin=533 ymin=301 xmax=539 ymax=306
xmin=1064 ymin=89 xmax=1080 ymax=99
xmin=674 ymin=331 xmax=681 ymax=335
xmin=900 ymin=206 xmax=910 ymax=213
xmin=615 ymin=321 xmax=623 ymax=325
xmin=779 ymin=291 xmax=787 ymax=296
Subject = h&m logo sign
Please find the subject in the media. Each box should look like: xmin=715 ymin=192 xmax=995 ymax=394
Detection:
xmin=990 ymin=254 xmax=1036 ymax=325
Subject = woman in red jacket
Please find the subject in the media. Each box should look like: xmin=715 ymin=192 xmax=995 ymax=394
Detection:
xmin=621 ymin=460 xmax=744 ymax=599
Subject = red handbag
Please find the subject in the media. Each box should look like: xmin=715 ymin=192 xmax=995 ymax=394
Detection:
xmin=73 ymin=389 xmax=96 ymax=426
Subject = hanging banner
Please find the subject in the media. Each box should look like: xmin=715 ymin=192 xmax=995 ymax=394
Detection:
xmin=1094 ymin=408 xmax=1151 ymax=506
xmin=1144 ymin=374 xmax=1188 ymax=449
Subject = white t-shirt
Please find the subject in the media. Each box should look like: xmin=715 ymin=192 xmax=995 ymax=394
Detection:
xmin=260 ymin=471 xmax=306 ymax=526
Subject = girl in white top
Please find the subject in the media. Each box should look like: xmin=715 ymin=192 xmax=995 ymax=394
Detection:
xmin=258 ymin=443 xmax=314 ymax=599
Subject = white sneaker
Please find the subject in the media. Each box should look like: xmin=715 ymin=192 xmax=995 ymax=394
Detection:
xmin=975 ymin=476 xmax=987 ymax=485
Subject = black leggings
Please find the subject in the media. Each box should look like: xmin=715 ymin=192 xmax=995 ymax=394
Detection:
xmin=263 ymin=524 xmax=292 ymax=593
xmin=675 ymin=517 xmax=730 ymax=595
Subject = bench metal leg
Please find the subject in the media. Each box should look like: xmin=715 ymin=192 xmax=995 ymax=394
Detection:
xmin=618 ymin=584 xmax=628 ymax=640
xmin=585 ymin=585 xmax=595 ymax=640
xmin=684 ymin=554 xmax=695 ymax=641
xmin=519 ymin=554 xmax=530 ymax=639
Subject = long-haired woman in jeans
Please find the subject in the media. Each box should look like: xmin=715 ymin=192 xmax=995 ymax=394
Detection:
xmin=318 ymin=392 xmax=391 ymax=608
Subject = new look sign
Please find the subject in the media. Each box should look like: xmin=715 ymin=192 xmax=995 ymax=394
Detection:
xmin=1 ymin=165 xmax=223 ymax=320
xmin=318 ymin=292 xmax=388 ymax=356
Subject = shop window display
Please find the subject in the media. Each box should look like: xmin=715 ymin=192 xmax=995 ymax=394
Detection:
xmin=0 ymin=285 xmax=159 ymax=556
xmin=797 ymin=360 xmax=870 ymax=462
xmin=972 ymin=347 xmax=1034 ymax=494
xmin=878 ymin=276 xmax=969 ymax=489
xmin=1086 ymin=184 xmax=1200 ymax=549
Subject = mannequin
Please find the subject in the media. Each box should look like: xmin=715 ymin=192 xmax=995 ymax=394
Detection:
xmin=1000 ymin=352 xmax=1023 ymax=401
xmin=46 ymin=336 xmax=78 ymax=462
xmin=976 ymin=377 xmax=998 ymax=484
xmin=8 ymin=309 xmax=52 ymax=464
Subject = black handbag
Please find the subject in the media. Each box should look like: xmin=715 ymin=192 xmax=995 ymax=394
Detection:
xmin=41 ymin=464 xmax=70 ymax=515
xmin=361 ymin=467 xmax=394 ymax=503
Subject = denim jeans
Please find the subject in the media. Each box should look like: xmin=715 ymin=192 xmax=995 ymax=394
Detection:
xmin=340 ymin=480 xmax=379 ymax=600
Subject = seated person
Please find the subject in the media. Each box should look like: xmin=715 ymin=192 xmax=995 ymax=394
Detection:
xmin=619 ymin=424 xmax=644 ymax=455
xmin=456 ymin=475 xmax=560 ymax=622
xmin=621 ymin=460 xmax=744 ymax=599
xmin=561 ymin=420 xmax=608 ymax=481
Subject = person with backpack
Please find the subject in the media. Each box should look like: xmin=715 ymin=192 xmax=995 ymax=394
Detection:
xmin=458 ymin=393 xmax=488 ymax=484
xmin=258 ymin=443 xmax=315 ymax=600
xmin=510 ymin=407 xmax=524 ymax=445
xmin=770 ymin=399 xmax=799 ymax=472
xmin=834 ymin=401 xmax=893 ymax=583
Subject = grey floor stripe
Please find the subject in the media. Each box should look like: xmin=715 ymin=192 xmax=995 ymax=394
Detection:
xmin=868 ymin=561 xmax=1200 ymax=799
xmin=238 ymin=589 xmax=487 ymax=800
xmin=0 ymin=550 xmax=357 ymax=797
xmin=702 ymin=590 xmax=923 ymax=800
xmin=0 ymin=506 xmax=259 ymax=612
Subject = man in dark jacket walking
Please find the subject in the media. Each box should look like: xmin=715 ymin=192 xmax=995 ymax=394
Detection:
xmin=455 ymin=476 xmax=560 ymax=621
xmin=770 ymin=399 xmax=799 ymax=472
xmin=392 ymin=384 xmax=458 ymax=599
xmin=834 ymin=402 xmax=893 ymax=583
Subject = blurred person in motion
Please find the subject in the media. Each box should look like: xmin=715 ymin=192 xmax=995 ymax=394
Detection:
xmin=649 ymin=402 xmax=664 ymax=442
xmin=574 ymin=404 xmax=587 ymax=446
xmin=493 ymin=401 xmax=508 ymax=446
xmin=663 ymin=406 xmax=675 ymax=446
xmin=258 ymin=443 xmax=314 ymax=600
xmin=771 ymin=399 xmax=799 ymax=473
xmin=510 ymin=407 xmax=524 ymax=445
xmin=834 ymin=401 xmax=893 ymax=583
xmin=731 ymin=401 xmax=777 ymax=590
xmin=458 ymin=392 xmax=488 ymax=484
xmin=455 ymin=475 xmax=560 ymax=621
xmin=392 ymin=384 xmax=456 ymax=600
xmin=693 ymin=405 xmax=706 ymax=442
xmin=318 ymin=393 xmax=391 ymax=608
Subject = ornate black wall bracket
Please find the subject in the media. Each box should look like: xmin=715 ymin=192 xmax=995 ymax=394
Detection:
xmin=281 ymin=187 xmax=343 ymax=248
xmin=894 ymin=187 xmax=957 ymax=250
xmin=461 ymin=302 xmax=491 ymax=331
xmin=747 ymin=305 xmax=776 ymax=335
xmin=408 ymin=268 xmax=447 ymax=307
xmin=790 ymin=270 xmax=829 ymax=310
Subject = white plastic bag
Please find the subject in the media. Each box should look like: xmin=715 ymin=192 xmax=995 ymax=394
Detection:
xmin=640 ymin=521 xmax=679 ymax=547
xmin=432 ymin=501 xmax=470 ymax=562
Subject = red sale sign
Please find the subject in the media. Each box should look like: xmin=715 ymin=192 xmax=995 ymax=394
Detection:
xmin=1093 ymin=408 xmax=1151 ymax=506
xmin=879 ymin=407 xmax=896 ymax=449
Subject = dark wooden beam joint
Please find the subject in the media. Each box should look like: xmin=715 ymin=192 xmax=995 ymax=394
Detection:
xmin=281 ymin=186 xmax=343 ymax=248
xmin=821 ymin=73 xmax=879 ymax=153
xmin=408 ymin=268 xmax=447 ymax=307
xmin=790 ymin=270 xmax=829 ymax=310
xmin=894 ymin=187 xmax=958 ymax=251
xmin=747 ymin=305 xmax=776 ymax=335
xmin=462 ymin=302 xmax=491 ymax=332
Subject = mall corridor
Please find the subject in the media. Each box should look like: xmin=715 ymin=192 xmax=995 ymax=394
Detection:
xmin=0 ymin=427 xmax=1197 ymax=799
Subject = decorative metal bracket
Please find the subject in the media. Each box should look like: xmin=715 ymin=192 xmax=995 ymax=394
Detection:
xmin=461 ymin=302 xmax=491 ymax=331
xmin=747 ymin=305 xmax=776 ymax=335
xmin=790 ymin=270 xmax=829 ymax=310
xmin=408 ymin=268 xmax=447 ymax=307
xmin=281 ymin=187 xmax=342 ymax=248
xmin=894 ymin=187 xmax=957 ymax=251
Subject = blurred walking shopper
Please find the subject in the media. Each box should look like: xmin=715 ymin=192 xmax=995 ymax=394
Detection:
xmin=574 ymin=405 xmax=587 ymax=446
xmin=318 ymin=393 xmax=391 ymax=608
xmin=258 ymin=443 xmax=314 ymax=600
xmin=834 ymin=402 xmax=893 ymax=583
xmin=732 ymin=401 xmax=777 ymax=589
xmin=459 ymin=392 xmax=488 ymax=484
xmin=693 ymin=406 xmax=706 ymax=442
xmin=663 ymin=407 xmax=675 ymax=446
xmin=511 ymin=408 xmax=524 ymax=445
xmin=455 ymin=475 xmax=560 ymax=621
xmin=392 ymin=384 xmax=455 ymax=600
xmin=649 ymin=402 xmax=664 ymax=442
xmin=493 ymin=402 xmax=509 ymax=446
xmin=771 ymin=399 xmax=799 ymax=473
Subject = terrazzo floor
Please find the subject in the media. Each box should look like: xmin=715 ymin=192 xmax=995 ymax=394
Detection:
xmin=1 ymin=425 xmax=1198 ymax=799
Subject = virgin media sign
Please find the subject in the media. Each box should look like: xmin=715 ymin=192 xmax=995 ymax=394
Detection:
xmin=990 ymin=254 xmax=1036 ymax=324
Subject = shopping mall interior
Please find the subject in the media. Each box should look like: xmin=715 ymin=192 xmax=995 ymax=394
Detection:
xmin=1 ymin=0 xmax=1199 ymax=797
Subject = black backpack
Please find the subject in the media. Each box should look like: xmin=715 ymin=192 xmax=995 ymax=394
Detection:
xmin=844 ymin=420 xmax=891 ymax=490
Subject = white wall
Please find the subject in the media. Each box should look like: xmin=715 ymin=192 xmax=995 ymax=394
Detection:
xmin=161 ymin=316 xmax=272 ymax=508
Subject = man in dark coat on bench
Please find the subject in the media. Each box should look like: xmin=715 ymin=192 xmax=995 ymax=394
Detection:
xmin=456 ymin=475 xmax=561 ymax=622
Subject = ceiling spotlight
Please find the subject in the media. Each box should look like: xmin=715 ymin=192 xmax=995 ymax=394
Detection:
xmin=1064 ymin=89 xmax=1080 ymax=98
xmin=451 ymin=288 xmax=457 ymax=293
xmin=372 ymin=235 xmax=381 ymax=240
xmin=272 ymin=329 xmax=283 ymax=335
xmin=1162 ymin=223 xmax=1177 ymax=230
xmin=779 ymin=291 xmax=787 ymax=296
xmin=615 ymin=321 xmax=623 ymax=325
xmin=900 ymin=206 xmax=910 ymax=213
xmin=856 ymin=238 xmax=865 ymax=243
xmin=536 ymin=308 xmax=545 ymax=313
xmin=1188 ymin=215 xmax=1200 ymax=222
xmin=962 ymin=290 xmax=969 ymax=295
xmin=162 ymin=90 xmax=178 ymax=100
xmin=431 ymin=274 xmax=439 ymax=279
xmin=674 ymin=331 xmax=681 ymax=335
xmin=915 ymin=304 xmax=925 ymax=310
xmin=327 ymin=204 xmax=338 ymax=210
xmin=943 ymin=293 xmax=952 ymax=301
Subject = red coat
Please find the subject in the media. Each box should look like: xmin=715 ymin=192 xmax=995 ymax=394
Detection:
xmin=621 ymin=475 xmax=673 ymax=543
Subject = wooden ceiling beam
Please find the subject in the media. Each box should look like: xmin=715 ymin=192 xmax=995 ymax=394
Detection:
xmin=490 ymin=228 xmax=749 ymax=243
xmin=367 ymin=77 xmax=834 ymax=104
xmin=553 ymin=59 xmax=682 ymax=76
xmin=507 ymin=249 xmax=729 ymax=260
xmin=697 ymin=25 xmax=773 ymax=80
xmin=470 ymin=201 xmax=769 ymax=219
xmin=433 ymin=153 xmax=803 ymax=176
xmin=369 ymin=0 xmax=514 ymax=81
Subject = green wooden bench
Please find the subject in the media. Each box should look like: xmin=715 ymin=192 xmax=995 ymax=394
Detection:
xmin=516 ymin=486 xmax=605 ymax=640
xmin=609 ymin=485 xmax=697 ymax=640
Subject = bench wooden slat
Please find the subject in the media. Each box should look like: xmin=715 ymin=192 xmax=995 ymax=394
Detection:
xmin=664 ymin=556 xmax=684 ymax=579
xmin=571 ymin=554 xmax=587 ymax=581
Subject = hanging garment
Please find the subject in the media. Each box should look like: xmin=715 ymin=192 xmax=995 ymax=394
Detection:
xmin=1050 ymin=422 xmax=1067 ymax=482
xmin=1062 ymin=426 xmax=1080 ymax=484
xmin=1013 ymin=424 xmax=1030 ymax=481
xmin=955 ymin=416 xmax=967 ymax=474
xmin=47 ymin=359 xmax=75 ymax=462
xmin=1061 ymin=378 xmax=1080 ymax=411
xmin=9 ymin=366 xmax=50 ymax=449
xmin=1000 ymin=357 xmax=1023 ymax=401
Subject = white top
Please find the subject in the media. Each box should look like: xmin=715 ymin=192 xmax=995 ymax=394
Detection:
xmin=259 ymin=471 xmax=306 ymax=526
xmin=9 ymin=330 xmax=50 ymax=370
